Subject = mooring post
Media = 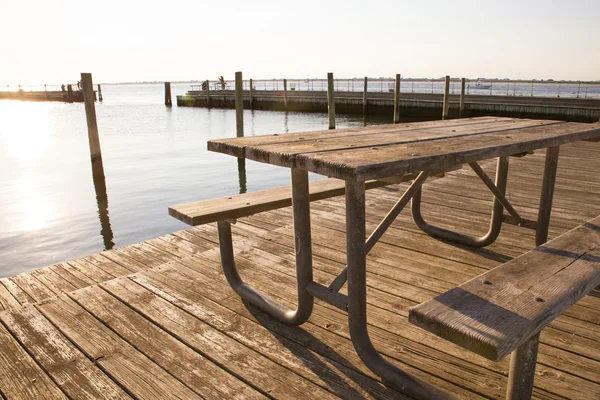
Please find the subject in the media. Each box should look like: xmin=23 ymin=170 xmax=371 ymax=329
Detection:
xmin=235 ymin=71 xmax=244 ymax=137
xmin=81 ymin=73 xmax=105 ymax=178
xmin=362 ymin=77 xmax=368 ymax=115
xmin=327 ymin=72 xmax=335 ymax=129
xmin=205 ymin=80 xmax=210 ymax=107
xmin=442 ymin=75 xmax=450 ymax=120
xmin=97 ymin=84 xmax=103 ymax=102
xmin=393 ymin=73 xmax=401 ymax=123
xmin=459 ymin=77 xmax=466 ymax=118
xmin=67 ymin=84 xmax=74 ymax=103
xmin=164 ymin=82 xmax=172 ymax=106
xmin=249 ymin=78 xmax=253 ymax=109
xmin=283 ymin=78 xmax=288 ymax=110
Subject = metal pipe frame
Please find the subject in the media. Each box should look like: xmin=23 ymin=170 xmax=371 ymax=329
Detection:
xmin=217 ymin=168 xmax=314 ymax=325
xmin=325 ymin=172 xmax=430 ymax=294
xmin=535 ymin=146 xmax=560 ymax=246
xmin=506 ymin=333 xmax=540 ymax=400
xmin=411 ymin=156 xmax=510 ymax=248
xmin=345 ymin=180 xmax=454 ymax=399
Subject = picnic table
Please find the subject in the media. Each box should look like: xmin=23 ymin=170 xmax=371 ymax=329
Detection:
xmin=203 ymin=117 xmax=600 ymax=399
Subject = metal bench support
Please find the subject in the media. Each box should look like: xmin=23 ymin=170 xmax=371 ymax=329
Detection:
xmin=217 ymin=168 xmax=314 ymax=325
xmin=506 ymin=333 xmax=540 ymax=400
xmin=345 ymin=180 xmax=452 ymax=399
xmin=411 ymin=156 xmax=510 ymax=247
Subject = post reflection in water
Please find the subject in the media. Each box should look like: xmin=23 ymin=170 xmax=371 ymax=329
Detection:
xmin=91 ymin=161 xmax=115 ymax=250
xmin=284 ymin=111 xmax=289 ymax=133
xmin=237 ymin=158 xmax=247 ymax=195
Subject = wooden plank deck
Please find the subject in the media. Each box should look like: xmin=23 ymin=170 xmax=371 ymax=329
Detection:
xmin=0 ymin=141 xmax=599 ymax=399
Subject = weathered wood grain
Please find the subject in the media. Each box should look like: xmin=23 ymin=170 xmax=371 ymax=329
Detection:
xmin=0 ymin=305 xmax=130 ymax=399
xmin=35 ymin=295 xmax=202 ymax=399
xmin=208 ymin=116 xmax=509 ymax=157
xmin=69 ymin=285 xmax=266 ymax=399
xmin=0 ymin=319 xmax=67 ymax=399
xmin=409 ymin=216 xmax=600 ymax=361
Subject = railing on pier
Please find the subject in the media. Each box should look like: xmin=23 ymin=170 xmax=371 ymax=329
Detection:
xmin=190 ymin=78 xmax=600 ymax=99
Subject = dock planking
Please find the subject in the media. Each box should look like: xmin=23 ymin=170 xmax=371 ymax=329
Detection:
xmin=0 ymin=140 xmax=598 ymax=398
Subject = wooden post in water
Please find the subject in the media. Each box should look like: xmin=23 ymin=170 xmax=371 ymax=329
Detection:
xmin=393 ymin=73 xmax=401 ymax=123
xmin=235 ymin=72 xmax=247 ymax=192
xmin=205 ymin=80 xmax=210 ymax=107
xmin=164 ymin=82 xmax=172 ymax=106
xmin=327 ymin=72 xmax=335 ymax=129
xmin=235 ymin=71 xmax=244 ymax=137
xmin=67 ymin=84 xmax=74 ymax=103
xmin=81 ymin=73 xmax=105 ymax=178
xmin=249 ymin=78 xmax=253 ymax=109
xmin=283 ymin=78 xmax=288 ymax=110
xmin=363 ymin=77 xmax=368 ymax=115
xmin=97 ymin=84 xmax=103 ymax=101
xmin=459 ymin=78 xmax=466 ymax=118
xmin=442 ymin=75 xmax=450 ymax=120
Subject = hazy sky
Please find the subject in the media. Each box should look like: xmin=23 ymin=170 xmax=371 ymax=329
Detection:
xmin=1 ymin=0 xmax=598 ymax=84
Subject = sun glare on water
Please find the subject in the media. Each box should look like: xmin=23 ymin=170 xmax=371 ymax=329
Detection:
xmin=0 ymin=101 xmax=55 ymax=232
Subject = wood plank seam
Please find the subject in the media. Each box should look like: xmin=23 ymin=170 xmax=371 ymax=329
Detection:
xmin=65 ymin=287 xmax=270 ymax=399
xmin=0 ymin=315 xmax=70 ymax=399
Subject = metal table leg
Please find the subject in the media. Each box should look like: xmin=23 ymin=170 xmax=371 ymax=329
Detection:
xmin=411 ymin=156 xmax=510 ymax=247
xmin=535 ymin=146 xmax=560 ymax=246
xmin=217 ymin=168 xmax=314 ymax=325
xmin=345 ymin=180 xmax=454 ymax=400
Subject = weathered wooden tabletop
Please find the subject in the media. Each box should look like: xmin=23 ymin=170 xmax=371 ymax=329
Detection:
xmin=208 ymin=117 xmax=600 ymax=181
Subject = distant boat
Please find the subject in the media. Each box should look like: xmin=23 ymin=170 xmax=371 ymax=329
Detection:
xmin=471 ymin=81 xmax=492 ymax=90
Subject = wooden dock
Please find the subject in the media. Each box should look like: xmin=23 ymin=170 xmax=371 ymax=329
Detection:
xmin=1 ymin=141 xmax=599 ymax=399
xmin=178 ymin=90 xmax=600 ymax=123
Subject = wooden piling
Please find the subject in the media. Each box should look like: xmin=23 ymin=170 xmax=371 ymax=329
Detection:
xmin=235 ymin=72 xmax=244 ymax=137
xmin=283 ymin=79 xmax=288 ymax=110
xmin=67 ymin=84 xmax=74 ymax=103
xmin=205 ymin=80 xmax=210 ymax=107
xmin=97 ymin=84 xmax=103 ymax=102
xmin=81 ymin=73 xmax=105 ymax=178
xmin=327 ymin=72 xmax=335 ymax=129
xmin=164 ymin=82 xmax=172 ymax=106
xmin=442 ymin=75 xmax=450 ymax=120
xmin=459 ymin=78 xmax=466 ymax=118
xmin=249 ymin=78 xmax=253 ymax=109
xmin=363 ymin=77 xmax=368 ymax=115
xmin=393 ymin=73 xmax=401 ymax=123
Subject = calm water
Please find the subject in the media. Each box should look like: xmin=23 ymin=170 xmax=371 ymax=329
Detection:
xmin=0 ymin=84 xmax=394 ymax=277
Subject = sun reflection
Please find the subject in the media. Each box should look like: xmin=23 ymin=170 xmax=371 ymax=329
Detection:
xmin=14 ymin=172 xmax=50 ymax=231
xmin=0 ymin=102 xmax=51 ymax=162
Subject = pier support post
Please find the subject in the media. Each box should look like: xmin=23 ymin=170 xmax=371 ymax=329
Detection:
xmin=327 ymin=72 xmax=335 ymax=129
xmin=164 ymin=82 xmax=172 ymax=106
xmin=283 ymin=79 xmax=288 ymax=110
xmin=393 ymin=73 xmax=401 ymax=123
xmin=235 ymin=71 xmax=244 ymax=137
xmin=442 ymin=75 xmax=450 ymax=120
xmin=459 ymin=78 xmax=466 ymax=118
xmin=67 ymin=84 xmax=74 ymax=103
xmin=205 ymin=80 xmax=210 ymax=107
xmin=81 ymin=73 xmax=105 ymax=178
xmin=363 ymin=77 xmax=368 ymax=115
xmin=97 ymin=84 xmax=103 ymax=102
xmin=249 ymin=78 xmax=253 ymax=109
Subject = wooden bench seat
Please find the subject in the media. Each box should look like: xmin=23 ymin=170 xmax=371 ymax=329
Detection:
xmin=168 ymin=171 xmax=448 ymax=226
xmin=409 ymin=215 xmax=600 ymax=398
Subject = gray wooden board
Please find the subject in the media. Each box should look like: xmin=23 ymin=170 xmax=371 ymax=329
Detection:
xmin=68 ymin=285 xmax=266 ymax=399
xmin=0 ymin=319 xmax=67 ymax=399
xmin=35 ymin=295 xmax=202 ymax=399
xmin=170 ymin=178 xmax=388 ymax=226
xmin=409 ymin=215 xmax=600 ymax=361
xmin=208 ymin=117 xmax=600 ymax=181
xmin=0 ymin=305 xmax=130 ymax=399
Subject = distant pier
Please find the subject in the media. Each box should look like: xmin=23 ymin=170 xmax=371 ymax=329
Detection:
xmin=178 ymin=78 xmax=600 ymax=122
xmin=0 ymin=86 xmax=97 ymax=103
